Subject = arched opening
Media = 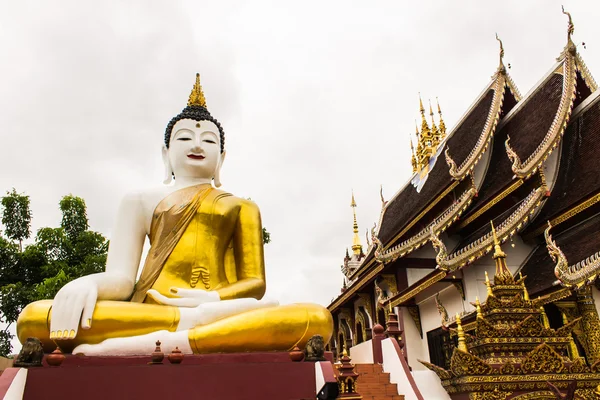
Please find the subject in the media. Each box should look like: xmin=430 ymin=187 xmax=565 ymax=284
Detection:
xmin=356 ymin=321 xmax=364 ymax=343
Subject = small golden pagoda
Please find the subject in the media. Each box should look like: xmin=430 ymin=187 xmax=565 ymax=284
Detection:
xmin=420 ymin=222 xmax=600 ymax=399
xmin=411 ymin=95 xmax=446 ymax=173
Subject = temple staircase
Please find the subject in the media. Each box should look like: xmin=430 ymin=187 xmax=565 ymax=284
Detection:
xmin=355 ymin=363 xmax=404 ymax=400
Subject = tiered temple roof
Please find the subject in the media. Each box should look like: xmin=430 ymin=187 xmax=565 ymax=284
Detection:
xmin=329 ymin=9 xmax=599 ymax=319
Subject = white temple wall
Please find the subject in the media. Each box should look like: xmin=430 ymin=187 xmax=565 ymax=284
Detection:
xmin=409 ymin=285 xmax=465 ymax=370
xmin=402 ymin=307 xmax=426 ymax=370
xmin=406 ymin=268 xmax=433 ymax=287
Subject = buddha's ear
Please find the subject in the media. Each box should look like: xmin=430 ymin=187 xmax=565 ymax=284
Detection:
xmin=214 ymin=150 xmax=226 ymax=188
xmin=162 ymin=145 xmax=173 ymax=185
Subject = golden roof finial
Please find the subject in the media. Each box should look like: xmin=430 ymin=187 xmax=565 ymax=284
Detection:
xmin=522 ymin=279 xmax=530 ymax=301
xmin=495 ymin=33 xmax=505 ymax=70
xmin=475 ymin=296 xmax=482 ymax=319
xmin=429 ymin=99 xmax=442 ymax=147
xmin=380 ymin=184 xmax=385 ymax=206
xmin=410 ymin=140 xmax=417 ymax=173
xmin=419 ymin=93 xmax=425 ymax=113
xmin=456 ymin=313 xmax=468 ymax=352
xmin=562 ymin=5 xmax=574 ymax=43
xmin=491 ymin=221 xmax=514 ymax=284
xmin=436 ymin=97 xmax=447 ymax=138
xmin=485 ymin=271 xmax=493 ymax=297
xmin=491 ymin=221 xmax=506 ymax=259
xmin=188 ymin=73 xmax=207 ymax=108
xmin=351 ymin=191 xmax=362 ymax=255
xmin=540 ymin=305 xmax=550 ymax=329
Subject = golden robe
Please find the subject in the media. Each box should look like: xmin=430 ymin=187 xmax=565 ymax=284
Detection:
xmin=17 ymin=184 xmax=333 ymax=353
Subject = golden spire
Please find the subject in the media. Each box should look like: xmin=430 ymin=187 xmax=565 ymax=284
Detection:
xmin=351 ymin=191 xmax=362 ymax=255
xmin=429 ymin=100 xmax=439 ymax=145
xmin=416 ymin=94 xmax=433 ymax=168
xmin=485 ymin=271 xmax=493 ymax=297
xmin=491 ymin=221 xmax=513 ymax=285
xmin=475 ymin=296 xmax=482 ymax=319
xmin=410 ymin=140 xmax=417 ymax=173
xmin=419 ymin=93 xmax=430 ymax=136
xmin=456 ymin=313 xmax=467 ymax=352
xmin=541 ymin=306 xmax=551 ymax=329
xmin=522 ymin=279 xmax=530 ymax=301
xmin=436 ymin=97 xmax=446 ymax=138
xmin=188 ymin=73 xmax=207 ymax=108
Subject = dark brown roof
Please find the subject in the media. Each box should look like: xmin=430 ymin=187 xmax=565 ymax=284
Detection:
xmin=461 ymin=73 xmax=564 ymax=222
xmin=520 ymin=212 xmax=600 ymax=294
xmin=529 ymin=93 xmax=600 ymax=226
xmin=378 ymin=89 xmax=496 ymax=244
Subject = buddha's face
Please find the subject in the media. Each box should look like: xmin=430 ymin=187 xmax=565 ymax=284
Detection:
xmin=164 ymin=119 xmax=224 ymax=183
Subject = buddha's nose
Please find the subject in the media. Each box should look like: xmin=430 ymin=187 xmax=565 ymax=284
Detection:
xmin=191 ymin=137 xmax=203 ymax=151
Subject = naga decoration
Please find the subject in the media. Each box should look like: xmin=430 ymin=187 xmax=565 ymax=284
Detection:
xmin=444 ymin=34 xmax=519 ymax=182
xmin=545 ymin=222 xmax=600 ymax=289
xmin=505 ymin=8 xmax=580 ymax=180
xmin=372 ymin=186 xmax=476 ymax=265
xmin=433 ymin=185 xmax=546 ymax=272
xmin=430 ymin=226 xmax=449 ymax=270
xmin=435 ymin=292 xmax=449 ymax=329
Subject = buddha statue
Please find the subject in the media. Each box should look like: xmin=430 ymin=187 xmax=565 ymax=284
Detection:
xmin=17 ymin=74 xmax=333 ymax=355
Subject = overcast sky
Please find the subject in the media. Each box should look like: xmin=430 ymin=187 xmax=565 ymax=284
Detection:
xmin=1 ymin=1 xmax=599 ymax=324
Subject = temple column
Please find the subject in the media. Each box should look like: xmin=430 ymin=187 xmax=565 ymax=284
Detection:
xmin=576 ymin=286 xmax=600 ymax=364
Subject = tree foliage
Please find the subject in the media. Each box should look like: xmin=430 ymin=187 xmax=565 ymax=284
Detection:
xmin=1 ymin=189 xmax=32 ymax=251
xmin=0 ymin=191 xmax=107 ymax=356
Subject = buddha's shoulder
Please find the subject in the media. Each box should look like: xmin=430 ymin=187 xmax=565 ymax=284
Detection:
xmin=211 ymin=190 xmax=261 ymax=213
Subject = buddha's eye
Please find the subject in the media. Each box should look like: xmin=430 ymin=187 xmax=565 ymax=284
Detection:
xmin=177 ymin=137 xmax=192 ymax=141
xmin=203 ymin=139 xmax=216 ymax=144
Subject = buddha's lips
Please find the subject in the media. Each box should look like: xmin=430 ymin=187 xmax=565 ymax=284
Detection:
xmin=187 ymin=154 xmax=205 ymax=160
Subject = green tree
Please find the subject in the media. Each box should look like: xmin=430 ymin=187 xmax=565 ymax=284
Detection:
xmin=1 ymin=189 xmax=32 ymax=251
xmin=0 ymin=192 xmax=108 ymax=356
xmin=59 ymin=195 xmax=89 ymax=241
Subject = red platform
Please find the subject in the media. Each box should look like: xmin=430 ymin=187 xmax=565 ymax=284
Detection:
xmin=1 ymin=352 xmax=337 ymax=400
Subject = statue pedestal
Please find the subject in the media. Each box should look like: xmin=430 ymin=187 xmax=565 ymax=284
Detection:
xmin=0 ymin=352 xmax=337 ymax=400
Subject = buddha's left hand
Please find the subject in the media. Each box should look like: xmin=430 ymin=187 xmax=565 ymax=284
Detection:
xmin=146 ymin=288 xmax=220 ymax=307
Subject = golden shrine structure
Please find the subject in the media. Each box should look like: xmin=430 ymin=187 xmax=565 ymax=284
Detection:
xmin=329 ymin=8 xmax=600 ymax=400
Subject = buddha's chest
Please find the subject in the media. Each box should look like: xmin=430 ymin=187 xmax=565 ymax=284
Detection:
xmin=151 ymin=201 xmax=239 ymax=295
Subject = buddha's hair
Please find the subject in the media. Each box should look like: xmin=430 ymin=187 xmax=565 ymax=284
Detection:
xmin=164 ymin=105 xmax=225 ymax=153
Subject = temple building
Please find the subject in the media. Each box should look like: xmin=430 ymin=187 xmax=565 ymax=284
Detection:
xmin=327 ymin=10 xmax=600 ymax=399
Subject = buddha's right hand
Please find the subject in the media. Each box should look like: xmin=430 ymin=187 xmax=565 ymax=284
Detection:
xmin=49 ymin=277 xmax=98 ymax=340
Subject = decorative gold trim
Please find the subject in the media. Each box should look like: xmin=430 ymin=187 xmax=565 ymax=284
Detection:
xmin=505 ymin=42 xmax=578 ymax=180
xmin=540 ymin=287 xmax=573 ymax=304
xmin=576 ymin=53 xmax=598 ymax=92
xmin=387 ymin=270 xmax=446 ymax=307
xmin=436 ymin=185 xmax=547 ymax=272
xmin=527 ymin=191 xmax=600 ymax=238
xmin=373 ymin=186 xmax=477 ymax=264
xmin=382 ymin=180 xmax=460 ymax=252
xmin=545 ymin=222 xmax=600 ymax=289
xmin=456 ymin=179 xmax=524 ymax=230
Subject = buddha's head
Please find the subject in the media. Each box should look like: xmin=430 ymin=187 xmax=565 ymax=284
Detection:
xmin=162 ymin=74 xmax=226 ymax=186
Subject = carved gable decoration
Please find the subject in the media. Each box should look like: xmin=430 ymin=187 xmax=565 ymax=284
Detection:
xmin=450 ymin=349 xmax=493 ymax=377
xmin=520 ymin=343 xmax=565 ymax=374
